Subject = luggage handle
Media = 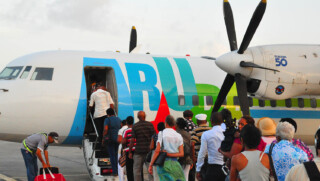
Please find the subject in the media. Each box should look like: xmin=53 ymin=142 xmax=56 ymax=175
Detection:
xmin=42 ymin=168 xmax=55 ymax=180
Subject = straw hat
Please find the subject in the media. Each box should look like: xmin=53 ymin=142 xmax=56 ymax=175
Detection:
xmin=256 ymin=117 xmax=277 ymax=136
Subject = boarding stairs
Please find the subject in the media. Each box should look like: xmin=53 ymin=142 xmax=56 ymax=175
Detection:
xmin=83 ymin=113 xmax=119 ymax=181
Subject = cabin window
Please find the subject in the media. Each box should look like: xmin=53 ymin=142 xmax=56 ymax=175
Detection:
xmin=258 ymin=99 xmax=265 ymax=107
xmin=206 ymin=96 xmax=213 ymax=106
xmin=233 ymin=96 xmax=240 ymax=105
xmin=20 ymin=66 xmax=32 ymax=79
xmin=298 ymin=98 xmax=304 ymax=108
xmin=248 ymin=97 xmax=253 ymax=107
xmin=270 ymin=100 xmax=277 ymax=107
xmin=31 ymin=68 xmax=54 ymax=81
xmin=285 ymin=99 xmax=292 ymax=108
xmin=192 ymin=95 xmax=199 ymax=106
xmin=311 ymin=98 xmax=317 ymax=108
xmin=0 ymin=66 xmax=23 ymax=80
xmin=178 ymin=95 xmax=185 ymax=106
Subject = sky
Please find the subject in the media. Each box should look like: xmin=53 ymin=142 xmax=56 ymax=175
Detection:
xmin=0 ymin=0 xmax=320 ymax=70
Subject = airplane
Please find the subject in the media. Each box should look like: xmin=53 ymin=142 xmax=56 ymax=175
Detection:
xmin=0 ymin=0 xmax=319 ymax=180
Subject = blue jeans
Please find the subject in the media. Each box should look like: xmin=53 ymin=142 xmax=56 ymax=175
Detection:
xmin=21 ymin=149 xmax=38 ymax=181
xmin=107 ymin=142 xmax=118 ymax=174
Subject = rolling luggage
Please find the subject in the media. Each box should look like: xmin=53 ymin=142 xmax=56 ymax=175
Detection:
xmin=35 ymin=168 xmax=66 ymax=181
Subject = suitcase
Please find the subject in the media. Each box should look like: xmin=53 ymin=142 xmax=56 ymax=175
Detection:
xmin=40 ymin=167 xmax=59 ymax=174
xmin=35 ymin=168 xmax=66 ymax=181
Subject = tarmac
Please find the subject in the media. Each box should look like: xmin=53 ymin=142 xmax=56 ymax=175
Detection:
xmin=0 ymin=140 xmax=90 ymax=181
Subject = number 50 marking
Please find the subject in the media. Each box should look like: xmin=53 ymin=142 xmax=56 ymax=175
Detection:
xmin=275 ymin=58 xmax=287 ymax=67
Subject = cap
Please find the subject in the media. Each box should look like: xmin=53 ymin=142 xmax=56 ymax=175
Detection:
xmin=256 ymin=117 xmax=276 ymax=136
xmin=49 ymin=132 xmax=59 ymax=143
xmin=195 ymin=114 xmax=207 ymax=121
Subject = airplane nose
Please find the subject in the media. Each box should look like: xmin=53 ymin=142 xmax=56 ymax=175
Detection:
xmin=215 ymin=51 xmax=253 ymax=77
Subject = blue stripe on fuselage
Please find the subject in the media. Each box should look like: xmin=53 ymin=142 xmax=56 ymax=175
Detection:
xmin=63 ymin=57 xmax=134 ymax=145
xmin=251 ymin=109 xmax=320 ymax=119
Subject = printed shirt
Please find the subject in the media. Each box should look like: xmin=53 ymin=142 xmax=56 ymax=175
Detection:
xmin=117 ymin=125 xmax=128 ymax=154
xmin=157 ymin=128 xmax=183 ymax=154
xmin=271 ymin=138 xmax=314 ymax=161
xmin=196 ymin=126 xmax=225 ymax=172
xmin=184 ymin=119 xmax=197 ymax=133
xmin=89 ymin=89 xmax=114 ymax=118
xmin=21 ymin=133 xmax=48 ymax=152
xmin=123 ymin=128 xmax=136 ymax=152
xmin=131 ymin=120 xmax=155 ymax=154
xmin=265 ymin=140 xmax=308 ymax=181
xmin=191 ymin=124 xmax=212 ymax=157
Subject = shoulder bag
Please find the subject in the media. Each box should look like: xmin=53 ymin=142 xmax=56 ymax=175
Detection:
xmin=268 ymin=143 xmax=278 ymax=181
xmin=303 ymin=161 xmax=320 ymax=181
xmin=153 ymin=132 xmax=167 ymax=166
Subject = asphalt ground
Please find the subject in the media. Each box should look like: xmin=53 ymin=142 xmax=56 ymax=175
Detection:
xmin=0 ymin=141 xmax=90 ymax=181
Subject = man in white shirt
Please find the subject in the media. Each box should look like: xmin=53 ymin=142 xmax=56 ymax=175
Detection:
xmin=196 ymin=112 xmax=225 ymax=181
xmin=89 ymin=82 xmax=114 ymax=141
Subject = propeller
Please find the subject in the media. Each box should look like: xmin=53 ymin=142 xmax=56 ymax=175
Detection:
xmin=129 ymin=26 xmax=137 ymax=53
xmin=212 ymin=0 xmax=267 ymax=116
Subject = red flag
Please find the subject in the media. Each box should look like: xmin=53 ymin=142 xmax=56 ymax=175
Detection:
xmin=152 ymin=92 xmax=170 ymax=133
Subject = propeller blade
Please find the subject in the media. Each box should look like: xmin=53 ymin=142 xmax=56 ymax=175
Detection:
xmin=212 ymin=74 xmax=235 ymax=113
xmin=240 ymin=61 xmax=279 ymax=72
xmin=235 ymin=73 xmax=250 ymax=115
xmin=129 ymin=26 xmax=137 ymax=53
xmin=238 ymin=0 xmax=267 ymax=54
xmin=223 ymin=0 xmax=238 ymax=51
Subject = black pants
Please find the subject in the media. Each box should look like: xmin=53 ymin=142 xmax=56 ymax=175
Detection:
xmin=126 ymin=152 xmax=134 ymax=181
xmin=94 ymin=116 xmax=107 ymax=142
xmin=204 ymin=164 xmax=226 ymax=181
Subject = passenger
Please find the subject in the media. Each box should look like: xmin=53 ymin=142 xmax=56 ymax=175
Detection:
xmin=183 ymin=110 xmax=197 ymax=181
xmin=176 ymin=117 xmax=194 ymax=181
xmin=129 ymin=111 xmax=155 ymax=181
xmin=196 ymin=112 xmax=226 ymax=181
xmin=149 ymin=122 xmax=165 ymax=181
xmin=148 ymin=115 xmax=185 ymax=181
xmin=21 ymin=132 xmax=59 ymax=181
xmin=89 ymin=82 xmax=114 ymax=142
xmin=285 ymin=127 xmax=320 ymax=180
xmin=219 ymin=115 xmax=266 ymax=159
xmin=230 ymin=125 xmax=270 ymax=181
xmin=117 ymin=119 xmax=128 ymax=181
xmin=122 ymin=116 xmax=135 ymax=181
xmin=183 ymin=110 xmax=197 ymax=133
xmin=257 ymin=117 xmax=277 ymax=145
xmin=191 ymin=114 xmax=212 ymax=180
xmin=102 ymin=108 xmax=122 ymax=176
xmin=276 ymin=118 xmax=314 ymax=161
xmin=220 ymin=109 xmax=237 ymax=152
xmin=265 ymin=122 xmax=308 ymax=181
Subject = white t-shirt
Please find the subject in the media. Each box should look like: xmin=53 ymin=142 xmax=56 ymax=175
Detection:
xmin=89 ymin=89 xmax=114 ymax=118
xmin=157 ymin=128 xmax=183 ymax=154
xmin=117 ymin=125 xmax=128 ymax=154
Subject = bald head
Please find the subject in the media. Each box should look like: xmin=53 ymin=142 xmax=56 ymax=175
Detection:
xmin=137 ymin=111 xmax=146 ymax=121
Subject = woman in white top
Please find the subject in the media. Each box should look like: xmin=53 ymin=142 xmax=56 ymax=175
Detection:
xmin=230 ymin=124 xmax=270 ymax=181
xmin=148 ymin=115 xmax=185 ymax=181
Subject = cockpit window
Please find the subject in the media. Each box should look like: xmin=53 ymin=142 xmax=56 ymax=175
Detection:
xmin=31 ymin=68 xmax=54 ymax=81
xmin=20 ymin=66 xmax=32 ymax=79
xmin=0 ymin=66 xmax=23 ymax=80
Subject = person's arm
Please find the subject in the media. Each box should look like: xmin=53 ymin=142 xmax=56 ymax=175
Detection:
xmin=196 ymin=134 xmax=208 ymax=181
xmin=117 ymin=135 xmax=122 ymax=144
xmin=150 ymin=137 xmax=155 ymax=150
xmin=166 ymin=144 xmax=184 ymax=157
xmin=148 ymin=142 xmax=161 ymax=175
xmin=103 ymin=125 xmax=109 ymax=137
xmin=230 ymin=155 xmax=239 ymax=181
xmin=219 ymin=142 xmax=243 ymax=159
xmin=36 ymin=148 xmax=48 ymax=168
xmin=44 ymin=150 xmax=50 ymax=167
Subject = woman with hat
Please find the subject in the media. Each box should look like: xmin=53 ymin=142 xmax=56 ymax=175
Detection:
xmin=257 ymin=117 xmax=277 ymax=145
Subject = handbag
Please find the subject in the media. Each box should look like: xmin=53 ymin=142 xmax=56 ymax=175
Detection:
xmin=119 ymin=149 xmax=126 ymax=167
xmin=153 ymin=132 xmax=167 ymax=166
xmin=268 ymin=143 xmax=278 ymax=181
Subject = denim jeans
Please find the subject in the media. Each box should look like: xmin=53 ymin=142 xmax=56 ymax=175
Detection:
xmin=107 ymin=141 xmax=119 ymax=174
xmin=21 ymin=149 xmax=38 ymax=181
